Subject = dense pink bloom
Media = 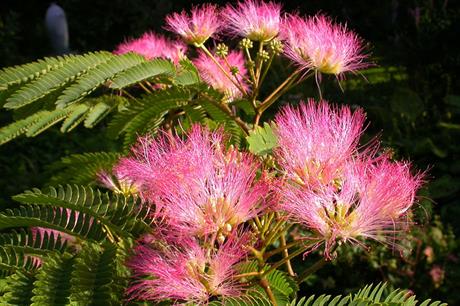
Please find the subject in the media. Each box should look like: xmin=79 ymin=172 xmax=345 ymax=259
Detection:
xmin=223 ymin=0 xmax=282 ymax=41
xmin=279 ymin=154 xmax=424 ymax=253
xmin=115 ymin=125 xmax=269 ymax=238
xmin=114 ymin=32 xmax=186 ymax=63
xmin=281 ymin=14 xmax=369 ymax=77
xmin=274 ymin=99 xmax=366 ymax=188
xmin=194 ymin=50 xmax=248 ymax=101
xmin=165 ymin=4 xmax=221 ymax=45
xmin=127 ymin=235 xmax=247 ymax=303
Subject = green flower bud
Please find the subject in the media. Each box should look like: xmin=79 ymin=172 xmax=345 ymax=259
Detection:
xmin=216 ymin=43 xmax=229 ymax=58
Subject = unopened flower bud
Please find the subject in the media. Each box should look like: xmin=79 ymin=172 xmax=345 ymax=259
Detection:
xmin=230 ymin=66 xmax=239 ymax=75
xmin=216 ymin=43 xmax=229 ymax=58
xmin=269 ymin=38 xmax=284 ymax=54
xmin=258 ymin=50 xmax=270 ymax=62
xmin=239 ymin=38 xmax=253 ymax=49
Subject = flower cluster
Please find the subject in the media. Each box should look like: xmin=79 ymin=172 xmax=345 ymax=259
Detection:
xmin=128 ymin=235 xmax=247 ymax=302
xmin=103 ymin=1 xmax=424 ymax=304
xmin=116 ymin=125 xmax=268 ymax=303
xmin=114 ymin=32 xmax=186 ymax=63
xmin=165 ymin=4 xmax=222 ymax=46
xmin=223 ymin=0 xmax=282 ymax=42
xmin=274 ymin=100 xmax=424 ymax=253
xmin=112 ymin=1 xmax=370 ymax=102
xmin=281 ymin=14 xmax=369 ymax=77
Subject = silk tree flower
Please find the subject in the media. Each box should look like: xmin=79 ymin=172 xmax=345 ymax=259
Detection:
xmin=274 ymin=99 xmax=366 ymax=189
xmin=98 ymin=170 xmax=138 ymax=197
xmin=194 ymin=50 xmax=248 ymax=101
xmin=114 ymin=32 xmax=186 ymax=63
xmin=115 ymin=125 xmax=269 ymax=238
xmin=223 ymin=0 xmax=282 ymax=42
xmin=127 ymin=235 xmax=247 ymax=303
xmin=165 ymin=4 xmax=221 ymax=46
xmin=281 ymin=14 xmax=369 ymax=77
xmin=279 ymin=155 xmax=424 ymax=254
xmin=114 ymin=126 xmax=219 ymax=205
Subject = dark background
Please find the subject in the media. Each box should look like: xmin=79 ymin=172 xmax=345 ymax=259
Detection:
xmin=1 ymin=0 xmax=459 ymax=303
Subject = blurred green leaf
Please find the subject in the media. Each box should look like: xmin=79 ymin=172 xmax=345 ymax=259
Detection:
xmin=246 ymin=122 xmax=278 ymax=156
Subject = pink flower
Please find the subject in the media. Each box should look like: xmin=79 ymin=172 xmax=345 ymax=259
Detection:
xmin=165 ymin=4 xmax=221 ymax=46
xmin=116 ymin=125 xmax=269 ymax=238
xmin=127 ymin=235 xmax=247 ymax=303
xmin=274 ymin=99 xmax=366 ymax=189
xmin=98 ymin=169 xmax=138 ymax=196
xmin=223 ymin=0 xmax=282 ymax=41
xmin=194 ymin=50 xmax=248 ymax=101
xmin=281 ymin=14 xmax=369 ymax=77
xmin=114 ymin=32 xmax=186 ymax=63
xmin=279 ymin=155 xmax=424 ymax=254
xmin=115 ymin=126 xmax=218 ymax=205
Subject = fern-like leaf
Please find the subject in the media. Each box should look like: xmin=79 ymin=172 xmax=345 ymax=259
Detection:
xmin=109 ymin=58 xmax=175 ymax=89
xmin=83 ymin=96 xmax=124 ymax=128
xmin=48 ymin=151 xmax=121 ymax=185
xmin=0 ymin=205 xmax=106 ymax=242
xmin=69 ymin=243 xmax=117 ymax=305
xmin=0 ymin=246 xmax=42 ymax=273
xmin=3 ymin=52 xmax=113 ymax=109
xmin=200 ymin=99 xmax=244 ymax=146
xmin=107 ymin=87 xmax=193 ymax=148
xmin=13 ymin=185 xmax=152 ymax=238
xmin=31 ymin=252 xmax=74 ymax=305
xmin=24 ymin=107 xmax=75 ymax=137
xmin=0 ymin=271 xmax=36 ymax=305
xmin=0 ymin=55 xmax=71 ymax=89
xmin=60 ymin=103 xmax=91 ymax=132
xmin=0 ymin=229 xmax=68 ymax=256
xmin=56 ymin=53 xmax=145 ymax=107
xmin=208 ymin=290 xmax=271 ymax=306
xmin=289 ymin=283 xmax=447 ymax=306
xmin=0 ymin=110 xmax=49 ymax=145
xmin=173 ymin=58 xmax=200 ymax=86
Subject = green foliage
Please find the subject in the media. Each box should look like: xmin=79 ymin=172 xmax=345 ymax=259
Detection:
xmin=0 ymin=228 xmax=68 ymax=256
xmin=0 ymin=52 xmax=201 ymax=145
xmin=3 ymin=52 xmax=113 ymax=109
xmin=0 ymin=183 xmax=148 ymax=304
xmin=246 ymin=122 xmax=278 ymax=156
xmin=0 ymin=241 xmax=128 ymax=306
xmin=49 ymin=151 xmax=121 ymax=185
xmin=69 ymin=243 xmax=119 ymax=305
xmin=289 ymin=283 xmax=447 ymax=306
xmin=0 ymin=205 xmax=106 ymax=241
xmin=31 ymin=252 xmax=74 ymax=305
xmin=0 ymin=55 xmax=73 ymax=89
xmin=56 ymin=53 xmax=145 ymax=107
xmin=264 ymin=270 xmax=298 ymax=304
xmin=0 ymin=271 xmax=36 ymax=305
xmin=0 ymin=96 xmax=128 ymax=145
xmin=12 ymin=185 xmax=152 ymax=238
xmin=109 ymin=58 xmax=175 ymax=89
xmin=107 ymin=87 xmax=194 ymax=149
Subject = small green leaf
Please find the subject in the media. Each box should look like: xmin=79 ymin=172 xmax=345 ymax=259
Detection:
xmin=246 ymin=122 xmax=278 ymax=156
